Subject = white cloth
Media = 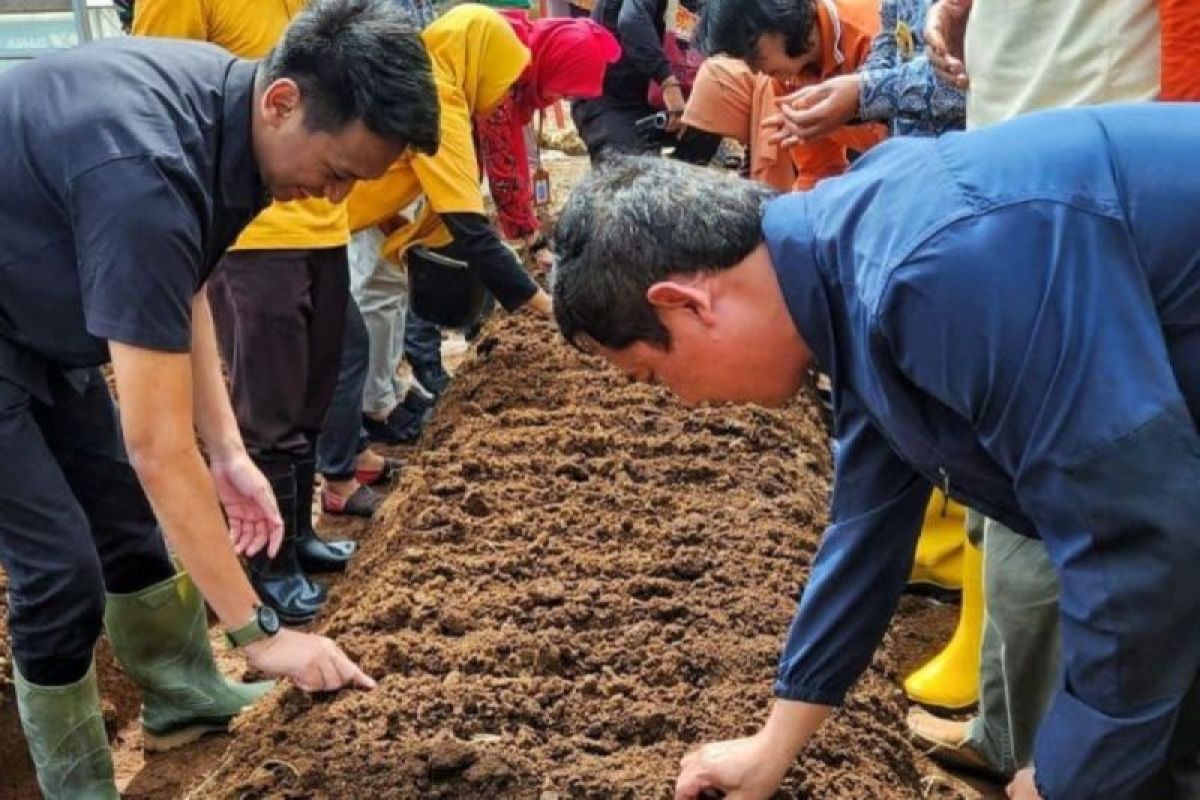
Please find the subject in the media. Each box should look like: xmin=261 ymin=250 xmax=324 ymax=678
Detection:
xmin=964 ymin=0 xmax=1160 ymax=129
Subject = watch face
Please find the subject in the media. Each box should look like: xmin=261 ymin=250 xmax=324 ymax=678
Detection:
xmin=257 ymin=604 xmax=281 ymax=635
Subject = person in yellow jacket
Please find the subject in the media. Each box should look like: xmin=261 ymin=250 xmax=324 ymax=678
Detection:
xmin=348 ymin=4 xmax=553 ymax=414
xmin=133 ymin=0 xmax=427 ymax=623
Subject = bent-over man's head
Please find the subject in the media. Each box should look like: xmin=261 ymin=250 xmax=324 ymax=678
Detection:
xmin=551 ymin=157 xmax=814 ymax=407
xmin=253 ymin=0 xmax=440 ymax=203
xmin=698 ymin=0 xmax=820 ymax=84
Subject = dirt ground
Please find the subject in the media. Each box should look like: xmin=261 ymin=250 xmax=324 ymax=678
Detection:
xmin=0 ymin=151 xmax=996 ymax=800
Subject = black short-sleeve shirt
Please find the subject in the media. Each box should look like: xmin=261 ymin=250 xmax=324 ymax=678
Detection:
xmin=0 ymin=37 xmax=266 ymax=400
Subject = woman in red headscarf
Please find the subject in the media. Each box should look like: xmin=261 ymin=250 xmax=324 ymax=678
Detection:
xmin=477 ymin=14 xmax=621 ymax=250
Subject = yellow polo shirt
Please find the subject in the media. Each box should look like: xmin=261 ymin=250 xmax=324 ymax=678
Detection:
xmin=133 ymin=0 xmax=350 ymax=250
xmin=347 ymin=5 xmax=529 ymax=261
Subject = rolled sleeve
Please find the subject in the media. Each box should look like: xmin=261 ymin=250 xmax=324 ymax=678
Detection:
xmin=774 ymin=387 xmax=929 ymax=704
xmin=856 ymin=0 xmax=964 ymax=128
xmin=858 ymin=56 xmax=965 ymax=127
xmin=69 ymin=156 xmax=204 ymax=352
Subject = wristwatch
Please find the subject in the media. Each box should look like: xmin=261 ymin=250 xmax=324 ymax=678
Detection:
xmin=224 ymin=604 xmax=281 ymax=649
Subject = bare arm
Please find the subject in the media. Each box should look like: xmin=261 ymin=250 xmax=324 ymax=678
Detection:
xmin=189 ymin=291 xmax=282 ymax=557
xmin=110 ymin=337 xmax=375 ymax=692
xmin=190 ymin=290 xmax=242 ymax=460
xmin=109 ymin=339 xmax=260 ymax=628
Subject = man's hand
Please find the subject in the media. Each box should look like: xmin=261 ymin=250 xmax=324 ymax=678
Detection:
xmin=244 ymin=629 xmax=377 ymax=692
xmin=526 ymin=288 xmax=554 ymax=318
xmin=925 ymin=0 xmax=971 ymax=89
xmin=522 ymin=234 xmax=556 ymax=270
xmin=210 ymin=454 xmax=283 ymax=558
xmin=764 ymin=74 xmax=862 ymax=148
xmin=1006 ymin=768 xmax=1044 ymax=800
xmin=663 ymin=81 xmax=688 ymax=133
xmin=675 ymin=732 xmax=797 ymax=800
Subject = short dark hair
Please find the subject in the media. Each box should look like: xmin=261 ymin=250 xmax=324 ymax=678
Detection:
xmin=698 ymin=0 xmax=816 ymax=62
xmin=551 ymin=157 xmax=775 ymax=351
xmin=263 ymin=0 xmax=439 ymax=154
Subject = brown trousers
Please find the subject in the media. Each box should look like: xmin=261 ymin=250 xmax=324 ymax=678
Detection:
xmin=208 ymin=247 xmax=348 ymax=458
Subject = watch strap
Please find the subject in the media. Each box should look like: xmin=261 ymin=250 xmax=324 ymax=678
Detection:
xmin=225 ymin=610 xmax=269 ymax=649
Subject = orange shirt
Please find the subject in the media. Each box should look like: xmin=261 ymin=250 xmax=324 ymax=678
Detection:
xmin=788 ymin=0 xmax=887 ymax=190
xmin=133 ymin=0 xmax=350 ymax=250
xmin=1159 ymin=0 xmax=1200 ymax=101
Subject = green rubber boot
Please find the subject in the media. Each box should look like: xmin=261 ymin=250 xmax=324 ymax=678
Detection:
xmin=14 ymin=662 xmax=119 ymax=800
xmin=103 ymin=571 xmax=275 ymax=752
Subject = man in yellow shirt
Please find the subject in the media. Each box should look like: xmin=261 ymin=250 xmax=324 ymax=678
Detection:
xmin=135 ymin=0 xmax=409 ymax=623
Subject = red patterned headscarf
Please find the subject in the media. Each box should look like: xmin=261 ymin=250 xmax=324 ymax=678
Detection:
xmin=503 ymin=11 xmax=622 ymax=123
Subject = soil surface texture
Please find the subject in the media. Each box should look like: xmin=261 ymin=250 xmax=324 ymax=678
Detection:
xmin=191 ymin=308 xmax=965 ymax=800
xmin=0 ymin=152 xmax=989 ymax=800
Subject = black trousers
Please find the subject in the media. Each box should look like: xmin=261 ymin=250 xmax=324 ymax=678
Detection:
xmin=571 ymin=96 xmax=724 ymax=166
xmin=208 ymin=247 xmax=349 ymax=460
xmin=571 ymin=96 xmax=664 ymax=163
xmin=315 ymin=296 xmax=369 ymax=480
xmin=0 ymin=370 xmax=173 ymax=685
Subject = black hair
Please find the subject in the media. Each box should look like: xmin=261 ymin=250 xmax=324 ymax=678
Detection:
xmin=263 ymin=0 xmax=440 ymax=154
xmin=697 ymin=0 xmax=816 ymax=62
xmin=551 ymin=157 xmax=775 ymax=351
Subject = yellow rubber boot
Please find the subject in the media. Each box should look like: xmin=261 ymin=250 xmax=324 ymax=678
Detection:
xmin=904 ymin=537 xmax=984 ymax=710
xmin=908 ymin=491 xmax=966 ymax=591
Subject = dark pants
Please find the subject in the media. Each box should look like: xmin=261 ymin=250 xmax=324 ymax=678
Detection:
xmin=571 ymin=97 xmax=724 ymax=166
xmin=316 ymin=297 xmax=370 ymax=480
xmin=0 ymin=371 xmax=173 ymax=685
xmin=571 ymin=97 xmax=664 ymax=163
xmin=208 ymin=247 xmax=348 ymax=459
xmin=1141 ymin=671 xmax=1200 ymax=798
xmin=403 ymin=308 xmax=443 ymax=371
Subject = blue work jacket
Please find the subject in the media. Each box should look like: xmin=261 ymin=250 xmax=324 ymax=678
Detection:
xmin=764 ymin=103 xmax=1200 ymax=799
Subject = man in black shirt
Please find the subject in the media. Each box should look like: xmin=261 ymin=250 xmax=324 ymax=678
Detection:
xmin=0 ymin=1 xmax=438 ymax=796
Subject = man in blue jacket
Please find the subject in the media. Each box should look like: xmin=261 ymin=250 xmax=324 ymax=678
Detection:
xmin=550 ymin=103 xmax=1200 ymax=800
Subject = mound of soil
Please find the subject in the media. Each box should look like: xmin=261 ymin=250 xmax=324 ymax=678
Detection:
xmin=195 ymin=308 xmax=938 ymax=800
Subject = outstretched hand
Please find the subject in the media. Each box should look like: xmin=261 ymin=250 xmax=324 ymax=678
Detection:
xmin=245 ymin=629 xmax=377 ymax=693
xmin=210 ymin=454 xmax=283 ymax=558
xmin=675 ymin=733 xmax=795 ymax=800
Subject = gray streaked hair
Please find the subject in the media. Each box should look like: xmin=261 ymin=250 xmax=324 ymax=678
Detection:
xmin=551 ymin=157 xmax=776 ymax=350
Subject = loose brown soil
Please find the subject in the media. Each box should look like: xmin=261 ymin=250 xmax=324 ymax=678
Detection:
xmin=0 ymin=153 xmax=992 ymax=799
xmin=180 ymin=306 xmax=968 ymax=800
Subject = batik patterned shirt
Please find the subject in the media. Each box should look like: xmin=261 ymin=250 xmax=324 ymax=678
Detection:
xmin=858 ymin=0 xmax=964 ymax=136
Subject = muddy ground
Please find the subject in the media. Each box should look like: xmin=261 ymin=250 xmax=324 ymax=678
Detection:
xmin=0 ymin=152 xmax=990 ymax=799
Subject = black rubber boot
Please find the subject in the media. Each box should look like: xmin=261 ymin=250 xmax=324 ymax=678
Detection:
xmin=295 ymin=452 xmax=357 ymax=573
xmin=248 ymin=457 xmax=327 ymax=625
xmin=412 ymin=359 xmax=451 ymax=398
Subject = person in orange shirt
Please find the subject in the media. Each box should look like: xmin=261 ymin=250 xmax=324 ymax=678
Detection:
xmin=1159 ymin=0 xmax=1200 ymax=102
xmin=133 ymin=0 xmax=422 ymax=624
xmin=695 ymin=0 xmax=886 ymax=189
xmin=680 ymin=57 xmax=797 ymax=190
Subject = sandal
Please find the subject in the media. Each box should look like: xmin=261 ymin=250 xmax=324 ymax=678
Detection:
xmin=355 ymin=457 xmax=402 ymax=487
xmin=321 ymin=485 xmax=382 ymax=518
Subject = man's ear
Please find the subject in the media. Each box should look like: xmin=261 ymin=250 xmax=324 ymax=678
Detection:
xmin=260 ymin=78 xmax=301 ymax=128
xmin=646 ymin=280 xmax=716 ymax=325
